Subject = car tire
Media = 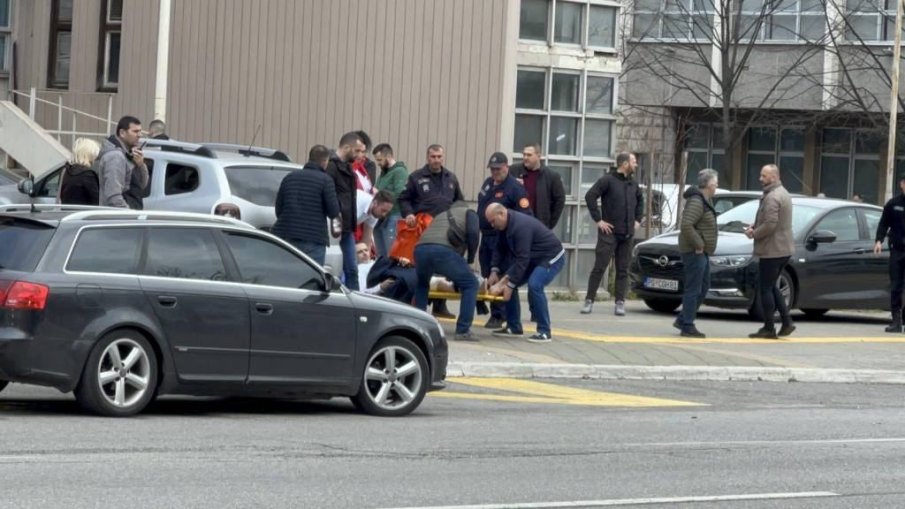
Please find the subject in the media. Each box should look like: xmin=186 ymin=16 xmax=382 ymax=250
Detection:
xmin=643 ymin=298 xmax=681 ymax=313
xmin=352 ymin=336 xmax=429 ymax=417
xmin=801 ymin=308 xmax=829 ymax=319
xmin=748 ymin=270 xmax=796 ymax=322
xmin=75 ymin=330 xmax=158 ymax=417
xmin=0 ymin=380 xmax=7 ymax=394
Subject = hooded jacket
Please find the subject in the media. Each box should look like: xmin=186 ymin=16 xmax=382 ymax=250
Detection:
xmin=678 ymin=186 xmax=718 ymax=255
xmin=96 ymin=135 xmax=148 ymax=209
xmin=59 ymin=163 xmax=100 ymax=206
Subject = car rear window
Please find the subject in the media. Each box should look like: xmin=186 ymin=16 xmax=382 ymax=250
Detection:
xmin=0 ymin=218 xmax=56 ymax=272
xmin=224 ymin=166 xmax=294 ymax=206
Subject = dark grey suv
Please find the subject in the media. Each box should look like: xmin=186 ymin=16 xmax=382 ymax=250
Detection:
xmin=0 ymin=206 xmax=447 ymax=417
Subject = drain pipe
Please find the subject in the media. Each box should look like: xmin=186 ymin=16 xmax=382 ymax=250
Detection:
xmin=153 ymin=0 xmax=172 ymax=122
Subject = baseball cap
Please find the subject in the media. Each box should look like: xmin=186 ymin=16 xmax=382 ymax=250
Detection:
xmin=487 ymin=152 xmax=508 ymax=169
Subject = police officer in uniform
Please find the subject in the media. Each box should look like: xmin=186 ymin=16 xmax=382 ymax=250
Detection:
xmin=477 ymin=152 xmax=533 ymax=329
xmin=874 ymin=174 xmax=905 ymax=333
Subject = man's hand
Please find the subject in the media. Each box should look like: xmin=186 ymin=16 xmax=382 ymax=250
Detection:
xmin=397 ymin=257 xmax=412 ymax=267
xmin=379 ymin=278 xmax=395 ymax=292
xmin=874 ymin=241 xmax=884 ymax=255
xmin=634 ymin=221 xmax=641 ymax=230
xmin=501 ymin=286 xmax=513 ymax=302
xmin=597 ymin=220 xmax=614 ymax=234
xmin=744 ymin=226 xmax=755 ymax=239
xmin=489 ymin=282 xmax=506 ymax=296
xmin=131 ymin=148 xmax=144 ymax=167
xmin=487 ymin=272 xmax=500 ymax=287
xmin=405 ymin=215 xmax=417 ymax=227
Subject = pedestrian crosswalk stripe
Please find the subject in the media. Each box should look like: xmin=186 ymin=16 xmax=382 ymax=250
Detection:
xmin=430 ymin=377 xmax=705 ymax=407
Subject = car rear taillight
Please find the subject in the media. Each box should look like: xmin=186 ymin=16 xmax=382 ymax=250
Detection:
xmin=0 ymin=280 xmax=50 ymax=310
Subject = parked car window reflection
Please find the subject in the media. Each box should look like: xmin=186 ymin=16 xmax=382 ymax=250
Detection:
xmin=68 ymin=227 xmax=141 ymax=274
xmin=814 ymin=208 xmax=859 ymax=241
xmin=143 ymin=228 xmax=226 ymax=281
xmin=717 ymin=200 xmax=820 ymax=236
xmin=224 ymin=232 xmax=323 ymax=290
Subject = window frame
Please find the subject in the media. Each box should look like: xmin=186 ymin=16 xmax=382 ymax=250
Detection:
xmin=0 ymin=0 xmax=11 ymax=74
xmin=97 ymin=0 xmax=122 ymax=91
xmin=220 ymin=230 xmax=327 ymax=292
xmin=684 ymin=123 xmax=725 ymax=184
xmin=818 ymin=127 xmax=885 ymax=202
xmin=519 ymin=0 xmax=621 ymax=52
xmin=163 ymin=163 xmax=202 ymax=196
xmin=64 ymin=225 xmax=145 ymax=276
xmin=47 ymin=0 xmax=72 ymax=89
xmin=141 ymin=226 xmax=230 ymax=282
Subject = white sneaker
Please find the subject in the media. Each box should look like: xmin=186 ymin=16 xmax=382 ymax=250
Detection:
xmin=615 ymin=300 xmax=625 ymax=316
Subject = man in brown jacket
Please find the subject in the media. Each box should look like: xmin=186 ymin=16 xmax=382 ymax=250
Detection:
xmin=674 ymin=169 xmax=719 ymax=338
xmin=745 ymin=164 xmax=795 ymax=339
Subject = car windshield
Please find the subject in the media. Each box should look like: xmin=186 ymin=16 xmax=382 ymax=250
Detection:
xmin=716 ymin=199 xmax=821 ymax=236
xmin=224 ymin=166 xmax=295 ymax=206
xmin=0 ymin=169 xmax=22 ymax=186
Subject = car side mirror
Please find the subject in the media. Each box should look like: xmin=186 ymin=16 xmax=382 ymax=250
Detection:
xmin=323 ymin=272 xmax=338 ymax=292
xmin=808 ymin=230 xmax=837 ymax=245
xmin=17 ymin=178 xmax=35 ymax=197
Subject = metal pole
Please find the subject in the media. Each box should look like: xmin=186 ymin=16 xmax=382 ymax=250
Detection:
xmin=886 ymin=0 xmax=904 ymax=202
xmin=28 ymin=87 xmax=36 ymax=119
xmin=154 ymin=0 xmax=172 ymax=121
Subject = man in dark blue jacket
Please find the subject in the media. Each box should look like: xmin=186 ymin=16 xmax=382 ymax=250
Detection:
xmin=477 ymin=151 xmax=533 ymax=329
xmin=398 ymin=144 xmax=465 ymax=224
xmin=486 ymin=204 xmax=566 ymax=343
xmin=273 ymin=145 xmax=339 ymax=265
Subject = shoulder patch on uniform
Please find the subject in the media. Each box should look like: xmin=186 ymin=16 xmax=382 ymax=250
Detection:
xmin=519 ymin=198 xmax=530 ymax=209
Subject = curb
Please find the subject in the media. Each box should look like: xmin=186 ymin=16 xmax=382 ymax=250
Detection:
xmin=446 ymin=362 xmax=905 ymax=384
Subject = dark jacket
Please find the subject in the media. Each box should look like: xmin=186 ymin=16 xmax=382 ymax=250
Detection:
xmin=59 ymin=163 xmax=100 ymax=206
xmin=509 ymin=163 xmax=566 ymax=229
xmin=417 ymin=202 xmax=480 ymax=264
xmin=325 ymin=153 xmax=358 ymax=232
xmin=585 ymin=170 xmax=644 ymax=237
xmin=477 ymin=175 xmax=533 ymax=232
xmin=876 ymin=193 xmax=905 ymax=251
xmin=272 ymin=162 xmax=340 ymax=245
xmin=678 ymin=187 xmax=718 ymax=255
xmin=491 ymin=210 xmax=565 ymax=288
xmin=398 ymin=165 xmax=465 ymax=218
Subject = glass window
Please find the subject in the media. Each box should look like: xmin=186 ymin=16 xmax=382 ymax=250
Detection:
xmin=586 ymin=76 xmax=614 ymax=114
xmin=814 ymin=208 xmax=860 ymax=242
xmin=800 ymin=13 xmax=825 ymax=40
xmin=49 ymin=0 xmax=72 ymax=88
xmin=779 ymin=155 xmax=805 ymax=194
xmin=554 ymin=1 xmax=583 ymax=44
xmin=0 ymin=219 xmax=56 ymax=272
xmin=144 ymin=228 xmax=227 ymax=281
xmin=38 ymin=169 xmax=63 ymax=198
xmin=588 ymin=5 xmax=617 ymax=47
xmin=107 ymin=0 xmax=124 ymax=22
xmin=514 ymin=114 xmax=545 ymax=152
xmin=0 ymin=0 xmax=9 ymax=27
xmin=53 ymin=32 xmax=71 ymax=86
xmin=551 ymin=73 xmax=580 ymax=112
xmin=99 ymin=0 xmax=123 ymax=90
xmin=769 ymin=13 xmax=797 ymax=40
xmin=748 ymin=127 xmax=777 ymax=151
xmin=686 ymin=124 xmax=710 ymax=148
xmin=0 ymin=34 xmax=7 ymax=73
xmin=820 ymin=156 xmax=850 ymax=199
xmin=822 ymin=128 xmax=852 ymax=154
xmin=554 ymin=205 xmax=574 ymax=244
xmin=687 ymin=151 xmax=710 ymax=185
xmin=223 ymin=166 xmax=293 ymax=206
xmin=781 ymin=128 xmax=805 ymax=152
xmin=104 ymin=32 xmax=122 ymax=86
xmin=549 ymin=116 xmax=579 ymax=155
xmin=520 ymin=0 xmax=549 ymax=41
xmin=517 ymin=70 xmax=546 ymax=110
xmin=68 ymin=227 xmax=141 ymax=274
xmin=548 ymin=164 xmax=574 ymax=196
xmin=855 ymin=130 xmax=884 ymax=154
xmin=846 ymin=14 xmax=880 ymax=40
xmin=853 ymin=158 xmax=881 ymax=204
xmin=164 ymin=164 xmax=200 ymax=195
xmin=633 ymin=13 xmax=659 ymax=38
xmin=580 ymin=166 xmax=607 ymax=197
xmin=583 ymin=119 xmax=612 ymax=158
xmin=57 ymin=0 xmax=73 ymax=20
xmin=863 ymin=208 xmax=882 ymax=238
xmin=225 ymin=232 xmax=324 ymax=291
xmin=746 ymin=153 xmax=774 ymax=190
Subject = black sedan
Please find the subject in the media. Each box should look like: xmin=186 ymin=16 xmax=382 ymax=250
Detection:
xmin=631 ymin=196 xmax=888 ymax=319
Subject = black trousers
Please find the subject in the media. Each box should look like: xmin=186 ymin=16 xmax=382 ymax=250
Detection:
xmin=889 ymin=249 xmax=905 ymax=314
xmin=758 ymin=256 xmax=792 ymax=330
xmin=586 ymin=233 xmax=632 ymax=302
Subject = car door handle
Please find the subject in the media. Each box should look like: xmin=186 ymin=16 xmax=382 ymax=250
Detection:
xmin=852 ymin=248 xmax=866 ymax=255
xmin=255 ymin=302 xmax=274 ymax=315
xmin=157 ymin=296 xmax=178 ymax=307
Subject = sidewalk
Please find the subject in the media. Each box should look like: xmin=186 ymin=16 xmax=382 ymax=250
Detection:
xmin=439 ymin=300 xmax=905 ymax=384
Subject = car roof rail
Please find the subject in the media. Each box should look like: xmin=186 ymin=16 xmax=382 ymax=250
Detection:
xmin=199 ymin=143 xmax=292 ymax=162
xmin=140 ymin=138 xmax=218 ymax=158
xmin=60 ymin=209 xmax=253 ymax=227
xmin=0 ymin=204 xmax=121 ymax=213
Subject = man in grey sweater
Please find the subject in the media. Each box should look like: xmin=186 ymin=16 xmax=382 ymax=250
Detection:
xmin=96 ymin=115 xmax=149 ymax=209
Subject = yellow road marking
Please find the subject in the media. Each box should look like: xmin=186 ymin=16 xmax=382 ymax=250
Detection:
xmin=430 ymin=377 xmax=705 ymax=407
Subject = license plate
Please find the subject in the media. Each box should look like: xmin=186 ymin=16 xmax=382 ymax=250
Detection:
xmin=643 ymin=277 xmax=679 ymax=292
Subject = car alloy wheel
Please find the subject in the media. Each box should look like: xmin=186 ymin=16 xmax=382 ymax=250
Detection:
xmin=354 ymin=336 xmax=428 ymax=417
xmin=75 ymin=330 xmax=158 ymax=417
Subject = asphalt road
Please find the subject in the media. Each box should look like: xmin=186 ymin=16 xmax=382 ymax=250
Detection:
xmin=2 ymin=380 xmax=905 ymax=508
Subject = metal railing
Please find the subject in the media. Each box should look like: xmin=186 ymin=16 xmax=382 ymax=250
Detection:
xmin=7 ymin=87 xmax=115 ymax=148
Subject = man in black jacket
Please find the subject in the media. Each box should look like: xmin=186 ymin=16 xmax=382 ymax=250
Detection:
xmin=326 ymin=132 xmax=366 ymax=290
xmin=582 ymin=152 xmax=644 ymax=317
xmin=510 ymin=143 xmax=566 ymax=230
xmin=273 ymin=145 xmax=339 ymax=265
xmin=874 ymin=174 xmax=905 ymax=333
xmin=398 ymin=144 xmax=465 ymax=225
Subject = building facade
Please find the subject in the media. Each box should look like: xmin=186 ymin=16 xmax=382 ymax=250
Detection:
xmin=2 ymin=0 xmax=624 ymax=291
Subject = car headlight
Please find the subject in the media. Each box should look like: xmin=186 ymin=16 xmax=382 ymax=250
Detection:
xmin=710 ymin=255 xmax=752 ymax=267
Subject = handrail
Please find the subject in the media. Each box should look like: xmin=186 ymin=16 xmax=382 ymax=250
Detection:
xmin=8 ymin=89 xmax=115 ymax=126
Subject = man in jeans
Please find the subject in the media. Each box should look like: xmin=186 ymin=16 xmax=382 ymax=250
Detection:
xmin=486 ymin=204 xmax=566 ymax=343
xmin=582 ymin=152 xmax=644 ymax=316
xmin=326 ymin=132 xmax=366 ymax=290
xmin=674 ymin=169 xmax=719 ymax=338
xmin=745 ymin=164 xmax=796 ymax=339
xmin=413 ymin=201 xmax=481 ymax=341
xmin=372 ymin=143 xmax=409 ymax=257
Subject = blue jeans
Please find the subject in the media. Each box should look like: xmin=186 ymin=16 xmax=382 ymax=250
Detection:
xmin=678 ymin=252 xmax=710 ymax=330
xmin=340 ymin=232 xmax=359 ymax=291
xmin=288 ymin=240 xmax=326 ymax=266
xmin=504 ymin=256 xmax=565 ymax=336
xmin=479 ymin=232 xmax=506 ymax=320
xmin=413 ymin=244 xmax=478 ymax=334
xmin=374 ymin=213 xmax=401 ymax=258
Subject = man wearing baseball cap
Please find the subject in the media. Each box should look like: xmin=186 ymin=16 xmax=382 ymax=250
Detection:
xmin=476 ymin=151 xmax=533 ymax=332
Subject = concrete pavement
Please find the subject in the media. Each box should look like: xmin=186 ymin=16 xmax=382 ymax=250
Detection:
xmin=440 ymin=299 xmax=905 ymax=383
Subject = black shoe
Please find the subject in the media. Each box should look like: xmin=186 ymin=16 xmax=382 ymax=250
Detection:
xmin=432 ymin=300 xmax=455 ymax=319
xmin=527 ymin=333 xmax=552 ymax=343
xmin=778 ymin=324 xmax=796 ymax=337
xmin=492 ymin=327 xmax=524 ymax=338
xmin=672 ymin=319 xmax=682 ymax=331
xmin=885 ymin=322 xmax=903 ymax=333
xmin=484 ymin=316 xmax=504 ymax=329
xmin=749 ymin=328 xmax=778 ymax=339
xmin=529 ymin=315 xmax=537 ymax=323
xmin=680 ymin=327 xmax=705 ymax=338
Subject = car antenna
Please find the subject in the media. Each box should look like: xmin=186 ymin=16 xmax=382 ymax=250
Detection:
xmin=246 ymin=124 xmax=262 ymax=157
